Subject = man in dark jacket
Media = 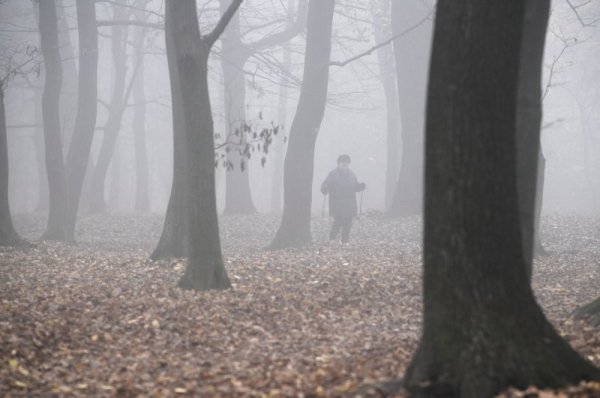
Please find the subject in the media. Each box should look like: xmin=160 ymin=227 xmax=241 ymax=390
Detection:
xmin=320 ymin=154 xmax=366 ymax=243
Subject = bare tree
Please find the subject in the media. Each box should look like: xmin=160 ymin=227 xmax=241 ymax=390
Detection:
xmin=37 ymin=0 xmax=68 ymax=240
xmin=269 ymin=0 xmax=335 ymax=249
xmin=387 ymin=0 xmax=432 ymax=218
xmin=164 ymin=0 xmax=242 ymax=290
xmin=403 ymin=1 xmax=600 ymax=396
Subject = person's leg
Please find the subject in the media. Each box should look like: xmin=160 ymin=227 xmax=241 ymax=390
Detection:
xmin=341 ymin=216 xmax=353 ymax=243
xmin=330 ymin=217 xmax=342 ymax=240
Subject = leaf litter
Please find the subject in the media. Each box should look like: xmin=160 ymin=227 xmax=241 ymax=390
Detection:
xmin=0 ymin=212 xmax=598 ymax=397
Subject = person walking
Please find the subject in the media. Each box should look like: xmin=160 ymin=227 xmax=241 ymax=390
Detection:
xmin=320 ymin=154 xmax=366 ymax=243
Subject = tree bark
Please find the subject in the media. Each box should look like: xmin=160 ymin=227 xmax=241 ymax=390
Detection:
xmin=220 ymin=0 xmax=256 ymax=215
xmin=269 ymin=0 xmax=335 ymax=249
xmin=38 ymin=0 xmax=69 ymax=241
xmin=88 ymin=0 xmax=128 ymax=214
xmin=404 ymin=2 xmax=600 ymax=396
xmin=63 ymin=0 xmax=98 ymax=242
xmin=165 ymin=0 xmax=236 ymax=291
xmin=0 ymin=86 xmax=23 ymax=246
xmin=387 ymin=0 xmax=432 ymax=217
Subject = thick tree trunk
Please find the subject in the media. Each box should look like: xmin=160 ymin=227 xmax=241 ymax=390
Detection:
xmin=38 ymin=0 xmax=69 ymax=241
xmin=371 ymin=0 xmax=401 ymax=210
xmin=404 ymin=2 xmax=600 ymax=397
xmin=517 ymin=0 xmax=550 ymax=280
xmin=133 ymin=8 xmax=150 ymax=213
xmin=0 ymin=87 xmax=23 ymax=246
xmin=165 ymin=0 xmax=232 ymax=291
xmin=220 ymin=0 xmax=256 ymax=215
xmin=88 ymin=1 xmax=128 ymax=214
xmin=63 ymin=0 xmax=98 ymax=242
xmin=387 ymin=0 xmax=432 ymax=217
xmin=269 ymin=0 xmax=335 ymax=249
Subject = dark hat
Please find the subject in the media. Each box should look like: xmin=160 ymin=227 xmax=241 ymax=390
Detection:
xmin=337 ymin=154 xmax=351 ymax=164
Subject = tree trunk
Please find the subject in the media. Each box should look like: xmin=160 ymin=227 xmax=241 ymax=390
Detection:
xmin=38 ymin=0 xmax=69 ymax=241
xmin=151 ymin=3 xmax=189 ymax=261
xmin=165 ymin=0 xmax=232 ymax=291
xmin=220 ymin=0 xmax=256 ymax=215
xmin=573 ymin=297 xmax=600 ymax=327
xmin=133 ymin=5 xmax=150 ymax=213
xmin=63 ymin=0 xmax=98 ymax=242
xmin=371 ymin=0 xmax=401 ymax=211
xmin=269 ymin=0 xmax=335 ymax=249
xmin=404 ymin=2 xmax=600 ymax=396
xmin=33 ymin=83 xmax=48 ymax=213
xmin=88 ymin=0 xmax=128 ymax=214
xmin=57 ymin=0 xmax=78 ymax=151
xmin=517 ymin=0 xmax=550 ymax=281
xmin=270 ymin=0 xmax=295 ymax=216
xmin=534 ymin=151 xmax=547 ymax=256
xmin=387 ymin=0 xmax=432 ymax=217
xmin=0 ymin=86 xmax=23 ymax=246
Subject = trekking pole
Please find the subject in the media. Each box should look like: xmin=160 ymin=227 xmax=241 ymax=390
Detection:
xmin=359 ymin=190 xmax=364 ymax=216
xmin=321 ymin=193 xmax=327 ymax=217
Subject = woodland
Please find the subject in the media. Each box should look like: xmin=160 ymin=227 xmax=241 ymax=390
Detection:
xmin=0 ymin=0 xmax=600 ymax=397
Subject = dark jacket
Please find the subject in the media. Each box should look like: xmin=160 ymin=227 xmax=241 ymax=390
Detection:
xmin=320 ymin=168 xmax=365 ymax=218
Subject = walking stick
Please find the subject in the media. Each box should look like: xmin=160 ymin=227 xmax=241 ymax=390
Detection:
xmin=321 ymin=193 xmax=327 ymax=217
xmin=359 ymin=190 xmax=364 ymax=216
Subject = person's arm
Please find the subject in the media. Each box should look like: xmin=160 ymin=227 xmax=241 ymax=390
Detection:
xmin=351 ymin=171 xmax=366 ymax=192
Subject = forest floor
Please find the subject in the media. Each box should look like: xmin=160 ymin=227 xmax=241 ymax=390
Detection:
xmin=1 ymin=212 xmax=599 ymax=397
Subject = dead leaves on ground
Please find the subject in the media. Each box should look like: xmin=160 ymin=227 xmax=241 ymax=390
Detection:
xmin=0 ymin=213 xmax=599 ymax=397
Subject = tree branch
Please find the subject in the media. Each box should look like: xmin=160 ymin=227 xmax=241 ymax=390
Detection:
xmin=204 ymin=0 xmax=244 ymax=48
xmin=248 ymin=0 xmax=308 ymax=51
xmin=565 ymin=0 xmax=597 ymax=27
xmin=97 ymin=20 xmax=163 ymax=30
xmin=330 ymin=11 xmax=432 ymax=67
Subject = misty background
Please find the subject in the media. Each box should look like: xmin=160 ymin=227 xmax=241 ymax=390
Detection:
xmin=1 ymin=0 xmax=599 ymax=218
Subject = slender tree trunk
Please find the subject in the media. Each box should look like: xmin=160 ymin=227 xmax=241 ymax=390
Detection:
xmin=270 ymin=0 xmax=294 ymax=215
xmin=387 ymin=0 xmax=432 ymax=217
xmin=63 ymin=0 xmax=98 ymax=242
xmin=0 ymin=86 xmax=23 ymax=246
xmin=220 ymin=0 xmax=256 ymax=215
xmin=269 ymin=0 xmax=335 ymax=249
xmin=151 ymin=4 xmax=189 ymax=261
xmin=165 ymin=0 xmax=233 ymax=291
xmin=534 ymin=151 xmax=547 ymax=255
xmin=371 ymin=0 xmax=401 ymax=210
xmin=133 ymin=6 xmax=150 ymax=213
xmin=38 ymin=0 xmax=69 ymax=241
xmin=57 ymin=0 xmax=78 ymax=151
xmin=33 ymin=85 xmax=48 ymax=213
xmin=404 ymin=2 xmax=600 ymax=396
xmin=88 ymin=1 xmax=128 ymax=214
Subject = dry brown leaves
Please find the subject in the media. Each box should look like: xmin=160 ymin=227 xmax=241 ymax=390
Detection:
xmin=0 ymin=212 xmax=598 ymax=397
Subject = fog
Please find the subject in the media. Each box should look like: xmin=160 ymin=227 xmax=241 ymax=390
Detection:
xmin=0 ymin=0 xmax=597 ymax=219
